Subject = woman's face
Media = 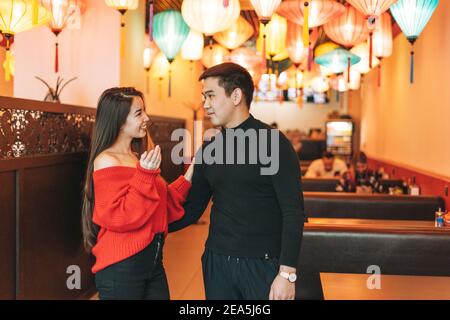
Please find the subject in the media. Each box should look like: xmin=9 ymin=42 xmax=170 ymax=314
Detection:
xmin=121 ymin=97 xmax=150 ymax=139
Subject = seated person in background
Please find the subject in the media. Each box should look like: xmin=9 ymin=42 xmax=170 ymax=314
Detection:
xmin=305 ymin=151 xmax=348 ymax=178
xmin=309 ymin=128 xmax=325 ymax=140
xmin=336 ymin=152 xmax=384 ymax=193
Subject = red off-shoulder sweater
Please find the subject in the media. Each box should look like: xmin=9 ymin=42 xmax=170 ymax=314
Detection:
xmin=91 ymin=163 xmax=191 ymax=273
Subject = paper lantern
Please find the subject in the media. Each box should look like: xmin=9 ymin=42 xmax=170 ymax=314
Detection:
xmin=314 ymin=41 xmax=339 ymax=58
xmin=105 ymin=0 xmax=139 ymax=57
xmin=201 ymin=44 xmax=229 ymax=68
xmin=0 ymin=0 xmax=51 ymax=80
xmin=286 ymin=21 xmax=319 ymax=69
xmin=181 ymin=29 xmax=204 ymax=61
xmin=323 ymin=4 xmax=369 ymax=48
xmin=249 ymin=0 xmax=282 ymax=24
xmin=315 ymin=48 xmax=361 ymax=74
xmin=390 ymin=0 xmax=439 ymax=83
xmin=350 ymin=42 xmax=380 ymax=74
xmin=330 ymin=75 xmax=349 ymax=92
xmin=344 ymin=67 xmax=361 ymax=90
xmin=372 ymin=12 xmax=393 ymax=59
xmin=256 ymin=14 xmax=288 ymax=64
xmin=277 ymin=0 xmax=346 ymax=47
xmin=310 ymin=76 xmax=330 ymax=93
xmin=153 ymin=10 xmax=189 ymax=97
xmin=213 ymin=15 xmax=254 ymax=50
xmin=43 ymin=0 xmax=82 ymax=73
xmin=181 ymin=0 xmax=240 ymax=36
xmin=226 ymin=47 xmax=261 ymax=69
xmin=143 ymin=41 xmax=159 ymax=94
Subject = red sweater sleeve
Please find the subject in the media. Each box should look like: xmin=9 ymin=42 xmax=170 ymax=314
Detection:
xmin=167 ymin=175 xmax=192 ymax=224
xmin=93 ymin=164 xmax=161 ymax=233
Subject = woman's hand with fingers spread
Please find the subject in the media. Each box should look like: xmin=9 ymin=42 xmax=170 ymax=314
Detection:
xmin=140 ymin=145 xmax=162 ymax=170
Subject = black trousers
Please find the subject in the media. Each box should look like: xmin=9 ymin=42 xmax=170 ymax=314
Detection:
xmin=95 ymin=233 xmax=169 ymax=300
xmin=201 ymin=248 xmax=279 ymax=300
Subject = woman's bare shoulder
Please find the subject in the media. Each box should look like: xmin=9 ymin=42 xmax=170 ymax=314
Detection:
xmin=94 ymin=151 xmax=122 ymax=171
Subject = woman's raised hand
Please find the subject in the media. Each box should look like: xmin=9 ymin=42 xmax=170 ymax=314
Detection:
xmin=140 ymin=145 xmax=161 ymax=170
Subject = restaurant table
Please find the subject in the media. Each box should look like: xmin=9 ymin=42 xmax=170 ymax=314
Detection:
xmin=320 ymin=272 xmax=450 ymax=300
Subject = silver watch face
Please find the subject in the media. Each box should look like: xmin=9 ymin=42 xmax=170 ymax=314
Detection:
xmin=288 ymin=273 xmax=297 ymax=282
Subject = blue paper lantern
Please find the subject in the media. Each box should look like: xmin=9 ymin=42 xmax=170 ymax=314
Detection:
xmin=390 ymin=0 xmax=439 ymax=83
xmin=152 ymin=9 xmax=189 ymax=63
xmin=152 ymin=9 xmax=189 ymax=97
xmin=315 ymin=48 xmax=361 ymax=74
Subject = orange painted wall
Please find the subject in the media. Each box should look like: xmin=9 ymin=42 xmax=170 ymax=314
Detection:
xmin=359 ymin=1 xmax=450 ymax=179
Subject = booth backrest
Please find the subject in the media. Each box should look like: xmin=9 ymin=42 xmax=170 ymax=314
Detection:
xmin=296 ymin=219 xmax=450 ymax=299
xmin=303 ymin=192 xmax=445 ymax=220
xmin=301 ymin=179 xmax=405 ymax=192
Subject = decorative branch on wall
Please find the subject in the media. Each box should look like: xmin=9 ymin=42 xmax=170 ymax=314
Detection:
xmin=35 ymin=76 xmax=77 ymax=103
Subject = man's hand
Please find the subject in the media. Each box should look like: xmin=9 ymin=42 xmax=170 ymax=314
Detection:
xmin=184 ymin=157 xmax=195 ymax=182
xmin=269 ymin=265 xmax=296 ymax=300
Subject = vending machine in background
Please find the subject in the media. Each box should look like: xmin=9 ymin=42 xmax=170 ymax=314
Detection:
xmin=325 ymin=120 xmax=354 ymax=161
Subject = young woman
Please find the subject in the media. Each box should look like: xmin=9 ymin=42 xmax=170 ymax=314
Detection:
xmin=81 ymin=87 xmax=194 ymax=300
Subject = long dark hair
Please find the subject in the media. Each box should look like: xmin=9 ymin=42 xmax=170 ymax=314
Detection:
xmin=82 ymin=87 xmax=148 ymax=252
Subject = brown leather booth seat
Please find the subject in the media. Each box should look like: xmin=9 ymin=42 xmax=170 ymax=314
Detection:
xmin=296 ymin=219 xmax=450 ymax=300
xmin=304 ymin=192 xmax=445 ymax=220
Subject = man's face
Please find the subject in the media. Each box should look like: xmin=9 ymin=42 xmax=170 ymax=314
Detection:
xmin=323 ymin=157 xmax=334 ymax=172
xmin=202 ymin=77 xmax=236 ymax=127
xmin=356 ymin=162 xmax=368 ymax=173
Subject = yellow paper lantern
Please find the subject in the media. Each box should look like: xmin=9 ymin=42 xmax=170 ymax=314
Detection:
xmin=0 ymin=0 xmax=50 ymax=35
xmin=181 ymin=29 xmax=204 ymax=61
xmin=201 ymin=44 xmax=229 ymax=68
xmin=182 ymin=0 xmax=240 ymax=36
xmin=213 ymin=16 xmax=254 ymax=50
xmin=314 ymin=41 xmax=339 ymax=58
xmin=350 ymin=42 xmax=380 ymax=74
xmin=0 ymin=0 xmax=51 ymax=80
xmin=152 ymin=51 xmax=170 ymax=79
xmin=256 ymin=14 xmax=288 ymax=61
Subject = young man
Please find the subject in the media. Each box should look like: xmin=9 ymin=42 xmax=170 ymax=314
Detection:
xmin=304 ymin=151 xmax=348 ymax=178
xmin=169 ymin=63 xmax=305 ymax=300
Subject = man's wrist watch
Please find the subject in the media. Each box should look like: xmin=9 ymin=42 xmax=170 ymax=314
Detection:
xmin=279 ymin=271 xmax=297 ymax=283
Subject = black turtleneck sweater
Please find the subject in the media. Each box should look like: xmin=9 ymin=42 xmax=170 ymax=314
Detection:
xmin=169 ymin=114 xmax=305 ymax=268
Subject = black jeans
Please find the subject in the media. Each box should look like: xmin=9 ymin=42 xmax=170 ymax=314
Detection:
xmin=201 ymin=248 xmax=279 ymax=300
xmin=95 ymin=233 xmax=169 ymax=300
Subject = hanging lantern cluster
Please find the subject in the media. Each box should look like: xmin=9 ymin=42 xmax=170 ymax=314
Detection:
xmin=346 ymin=0 xmax=397 ymax=68
xmin=0 ymin=0 xmax=51 ymax=81
xmin=286 ymin=22 xmax=318 ymax=70
xmin=182 ymin=0 xmax=240 ymax=36
xmin=390 ymin=0 xmax=439 ymax=83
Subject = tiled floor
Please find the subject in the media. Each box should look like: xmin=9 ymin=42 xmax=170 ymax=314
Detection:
xmin=90 ymin=204 xmax=210 ymax=300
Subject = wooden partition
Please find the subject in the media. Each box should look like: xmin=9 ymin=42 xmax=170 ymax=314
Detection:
xmin=0 ymin=97 xmax=185 ymax=299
